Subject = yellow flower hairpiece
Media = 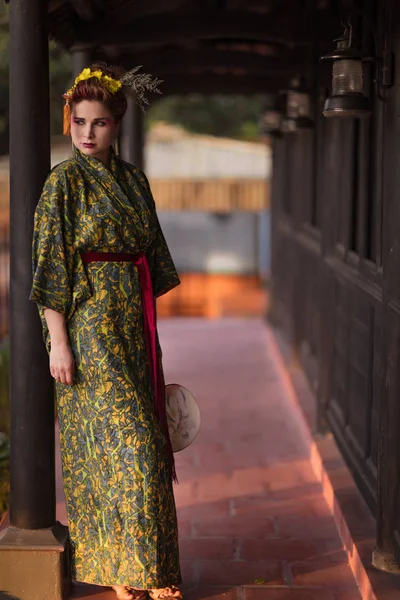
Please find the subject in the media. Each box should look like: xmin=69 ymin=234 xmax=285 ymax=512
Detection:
xmin=63 ymin=65 xmax=163 ymax=136
xmin=66 ymin=68 xmax=122 ymax=99
xmin=63 ymin=68 xmax=123 ymax=135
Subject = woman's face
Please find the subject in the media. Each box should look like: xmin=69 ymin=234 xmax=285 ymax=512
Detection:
xmin=71 ymin=100 xmax=120 ymax=164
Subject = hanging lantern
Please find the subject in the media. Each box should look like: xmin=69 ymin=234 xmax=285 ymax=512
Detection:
xmin=281 ymin=78 xmax=314 ymax=132
xmin=281 ymin=116 xmax=297 ymax=134
xmin=259 ymin=94 xmax=287 ymax=139
xmin=320 ymin=26 xmax=372 ymax=118
xmin=259 ymin=109 xmax=283 ymax=139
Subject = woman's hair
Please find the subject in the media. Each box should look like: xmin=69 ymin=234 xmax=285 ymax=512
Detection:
xmin=70 ymin=63 xmax=128 ymax=122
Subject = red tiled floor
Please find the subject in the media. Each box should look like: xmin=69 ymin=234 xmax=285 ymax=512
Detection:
xmin=289 ymin=556 xmax=360 ymax=589
xmin=274 ymin=515 xmax=340 ymax=539
xmin=55 ymin=318 xmax=362 ymax=600
xmin=179 ymin=538 xmax=236 ymax=560
xmin=176 ymin=589 xmax=236 ymax=600
xmin=243 ymin=590 xmax=337 ymax=600
xmin=193 ymin=516 xmax=275 ymax=538
xmin=196 ymin=559 xmax=284 ymax=586
xmin=334 ymin=594 xmax=369 ymax=600
xmin=239 ymin=538 xmax=324 ymax=562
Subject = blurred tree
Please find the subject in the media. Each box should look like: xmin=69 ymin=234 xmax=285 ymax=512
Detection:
xmin=147 ymin=94 xmax=269 ymax=141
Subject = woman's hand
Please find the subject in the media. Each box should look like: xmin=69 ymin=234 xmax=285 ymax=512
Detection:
xmin=50 ymin=341 xmax=75 ymax=386
xmin=43 ymin=307 xmax=75 ymax=386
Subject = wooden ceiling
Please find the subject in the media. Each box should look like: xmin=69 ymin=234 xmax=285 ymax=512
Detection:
xmin=47 ymin=0 xmax=355 ymax=95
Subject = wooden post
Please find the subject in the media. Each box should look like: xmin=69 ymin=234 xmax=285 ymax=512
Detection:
xmin=373 ymin=0 xmax=400 ymax=574
xmin=71 ymin=45 xmax=92 ymax=78
xmin=9 ymin=0 xmax=53 ymax=532
xmin=119 ymin=96 xmax=145 ymax=169
xmin=0 ymin=0 xmax=71 ymax=598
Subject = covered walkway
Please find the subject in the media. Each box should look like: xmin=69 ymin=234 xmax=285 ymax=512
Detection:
xmin=56 ymin=319 xmax=362 ymax=600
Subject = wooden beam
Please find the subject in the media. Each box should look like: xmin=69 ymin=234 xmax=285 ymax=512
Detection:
xmin=105 ymin=0 xmax=277 ymax=22
xmin=107 ymin=0 xmax=185 ymax=21
xmin=74 ymin=10 xmax=336 ymax=47
xmin=201 ymin=0 xmax=227 ymax=10
xmin=119 ymin=48 xmax=302 ymax=77
xmin=228 ymin=0 xmax=279 ymax=10
xmin=69 ymin=0 xmax=99 ymax=21
xmin=152 ymin=73 xmax=288 ymax=96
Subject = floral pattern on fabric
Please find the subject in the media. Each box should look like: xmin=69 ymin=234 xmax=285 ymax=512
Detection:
xmin=29 ymin=147 xmax=181 ymax=587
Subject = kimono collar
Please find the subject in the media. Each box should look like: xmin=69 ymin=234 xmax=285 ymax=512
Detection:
xmin=72 ymin=144 xmax=119 ymax=177
xmin=72 ymin=145 xmax=155 ymax=237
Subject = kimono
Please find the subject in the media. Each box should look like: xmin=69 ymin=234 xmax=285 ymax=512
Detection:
xmin=29 ymin=146 xmax=181 ymax=588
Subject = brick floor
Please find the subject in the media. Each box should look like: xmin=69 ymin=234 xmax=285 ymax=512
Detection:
xmin=56 ymin=318 xmax=362 ymax=600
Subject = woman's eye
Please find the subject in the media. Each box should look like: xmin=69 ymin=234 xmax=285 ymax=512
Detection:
xmin=96 ymin=122 xmax=106 ymax=127
xmin=73 ymin=120 xmax=84 ymax=126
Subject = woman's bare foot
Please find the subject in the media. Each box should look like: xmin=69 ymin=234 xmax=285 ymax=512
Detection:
xmin=148 ymin=587 xmax=182 ymax=600
xmin=112 ymin=586 xmax=147 ymax=600
xmin=112 ymin=586 xmax=133 ymax=600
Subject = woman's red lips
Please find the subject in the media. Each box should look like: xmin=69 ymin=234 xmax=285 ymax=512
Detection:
xmin=83 ymin=143 xmax=95 ymax=148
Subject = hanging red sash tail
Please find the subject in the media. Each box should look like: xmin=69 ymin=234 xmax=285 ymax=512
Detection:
xmin=80 ymin=250 xmax=177 ymax=483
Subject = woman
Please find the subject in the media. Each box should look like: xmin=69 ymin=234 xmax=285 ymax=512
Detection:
xmin=29 ymin=64 xmax=182 ymax=600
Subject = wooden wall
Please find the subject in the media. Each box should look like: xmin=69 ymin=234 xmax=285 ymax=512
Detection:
xmin=270 ymin=0 xmax=400 ymax=565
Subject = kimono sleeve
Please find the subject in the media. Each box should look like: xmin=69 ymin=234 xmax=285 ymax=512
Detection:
xmin=139 ymin=171 xmax=181 ymax=298
xmin=29 ymin=173 xmax=72 ymax=315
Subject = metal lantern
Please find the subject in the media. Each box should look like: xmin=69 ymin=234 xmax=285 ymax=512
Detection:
xmin=281 ymin=78 xmax=314 ymax=132
xmin=281 ymin=116 xmax=297 ymax=134
xmin=259 ymin=109 xmax=283 ymax=139
xmin=320 ymin=27 xmax=372 ymax=118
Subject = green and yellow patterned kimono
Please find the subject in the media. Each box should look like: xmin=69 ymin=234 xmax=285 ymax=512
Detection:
xmin=29 ymin=146 xmax=181 ymax=588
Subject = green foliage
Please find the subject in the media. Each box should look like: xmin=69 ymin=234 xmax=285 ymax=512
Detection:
xmin=147 ymin=94 xmax=269 ymax=140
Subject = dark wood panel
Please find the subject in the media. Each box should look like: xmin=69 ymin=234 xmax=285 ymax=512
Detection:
xmin=370 ymin=307 xmax=383 ymax=469
xmin=348 ymin=294 xmax=374 ymax=457
xmin=294 ymin=243 xmax=320 ymax=389
xmin=376 ymin=0 xmax=400 ymax=569
xmin=269 ymin=0 xmax=400 ymax=554
xmin=378 ymin=301 xmax=400 ymax=561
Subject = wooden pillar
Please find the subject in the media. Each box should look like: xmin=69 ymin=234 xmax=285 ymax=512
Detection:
xmin=71 ymin=45 xmax=92 ymax=78
xmin=373 ymin=0 xmax=400 ymax=574
xmin=9 ymin=0 xmax=53 ymax=532
xmin=119 ymin=96 xmax=145 ymax=169
xmin=0 ymin=0 xmax=70 ymax=598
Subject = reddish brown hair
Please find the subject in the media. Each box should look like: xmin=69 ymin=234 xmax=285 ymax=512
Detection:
xmin=70 ymin=63 xmax=128 ymax=122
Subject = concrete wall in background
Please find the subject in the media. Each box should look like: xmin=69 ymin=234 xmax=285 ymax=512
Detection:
xmin=158 ymin=211 xmax=270 ymax=276
xmin=146 ymin=136 xmax=271 ymax=179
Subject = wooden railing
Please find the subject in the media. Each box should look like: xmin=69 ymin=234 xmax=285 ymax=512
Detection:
xmin=150 ymin=178 xmax=269 ymax=211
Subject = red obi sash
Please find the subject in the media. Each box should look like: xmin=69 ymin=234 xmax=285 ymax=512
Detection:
xmin=80 ymin=251 xmax=176 ymax=482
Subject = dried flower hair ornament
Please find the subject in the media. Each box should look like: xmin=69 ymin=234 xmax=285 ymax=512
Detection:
xmin=63 ymin=65 xmax=163 ymax=136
